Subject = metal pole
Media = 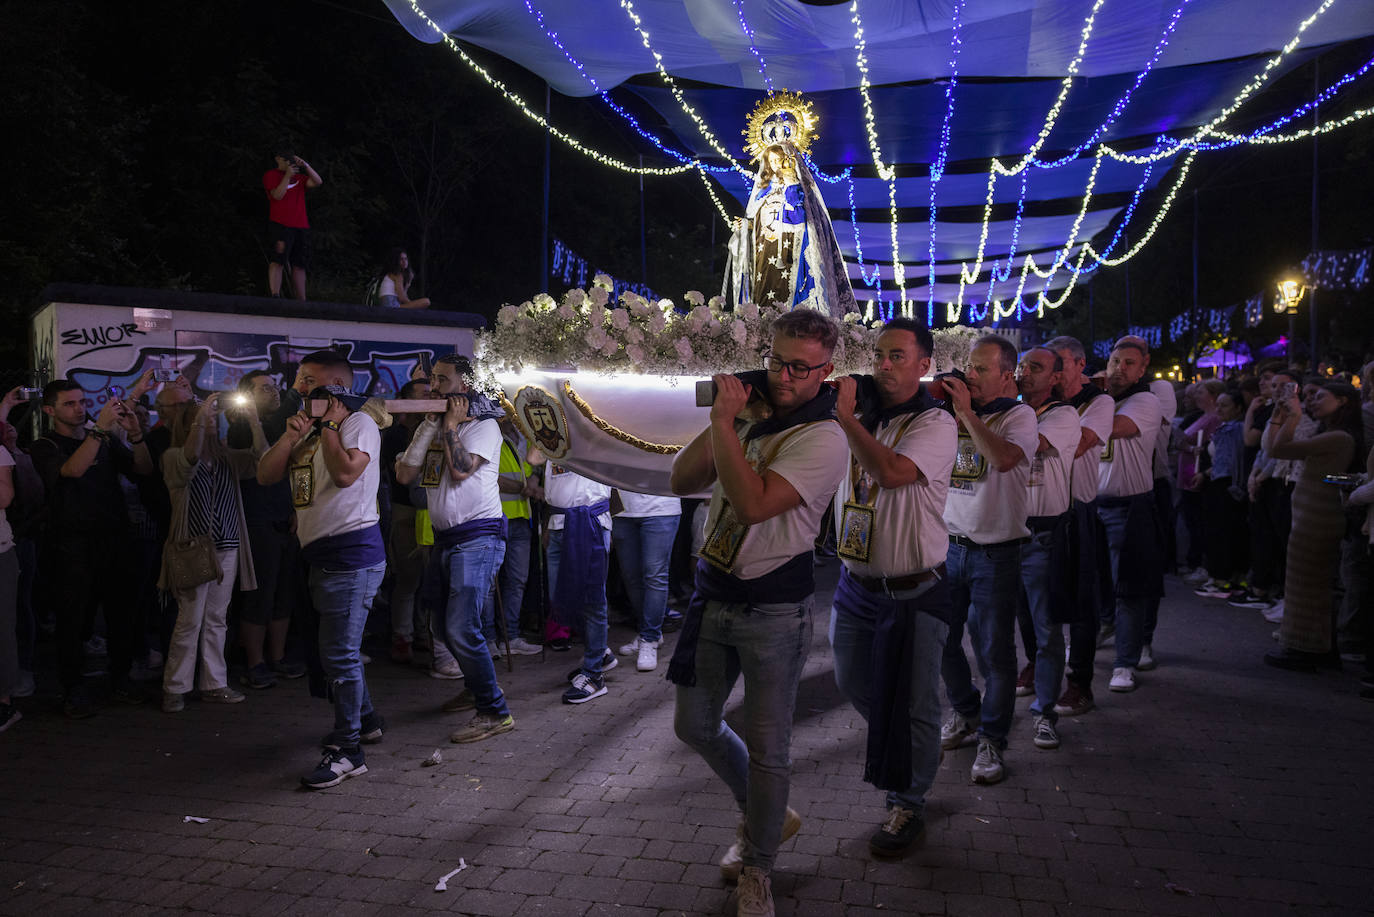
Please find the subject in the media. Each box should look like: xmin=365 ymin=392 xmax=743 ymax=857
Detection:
xmin=1123 ymin=229 xmax=1131 ymax=328
xmin=639 ymin=154 xmax=648 ymax=285
xmin=1309 ymin=60 xmax=1320 ymax=369
xmin=540 ymin=83 xmax=552 ymax=291
xmin=1191 ymin=190 xmax=1199 ymax=370
xmin=1088 ymin=283 xmax=1095 ymax=353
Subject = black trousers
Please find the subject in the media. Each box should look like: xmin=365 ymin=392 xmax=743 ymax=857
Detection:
xmin=1249 ymin=478 xmax=1292 ymax=592
xmin=47 ymin=531 xmax=139 ymax=693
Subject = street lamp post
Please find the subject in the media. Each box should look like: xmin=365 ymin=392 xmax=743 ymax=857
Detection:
xmin=1274 ymin=278 xmax=1305 ymax=360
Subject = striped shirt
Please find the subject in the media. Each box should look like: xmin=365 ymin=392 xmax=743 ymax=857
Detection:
xmin=187 ymin=457 xmax=240 ymax=549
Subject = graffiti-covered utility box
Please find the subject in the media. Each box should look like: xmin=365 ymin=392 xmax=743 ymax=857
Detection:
xmin=31 ymin=284 xmax=485 ymax=416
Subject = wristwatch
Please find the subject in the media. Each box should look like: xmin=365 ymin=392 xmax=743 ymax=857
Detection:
xmin=320 ymin=419 xmax=341 ymax=433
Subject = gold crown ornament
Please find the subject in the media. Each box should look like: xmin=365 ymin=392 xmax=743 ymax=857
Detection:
xmin=742 ymin=91 xmax=818 ymax=160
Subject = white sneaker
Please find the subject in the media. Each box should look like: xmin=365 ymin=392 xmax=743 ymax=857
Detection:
xmin=1262 ymin=599 xmax=1285 ymax=624
xmin=1137 ymin=645 xmax=1157 ymax=671
xmin=636 ymin=640 xmax=659 ymax=672
xmin=430 ymin=659 xmax=465 ymax=680
xmin=721 ymin=807 xmax=801 ymax=883
xmin=736 ymin=866 xmax=775 ymax=917
xmin=506 ymin=637 xmax=542 ymax=656
xmin=1109 ymin=667 xmax=1136 ymax=692
xmin=618 ymin=637 xmax=641 ymax=657
xmin=939 ymin=709 xmax=977 ymax=750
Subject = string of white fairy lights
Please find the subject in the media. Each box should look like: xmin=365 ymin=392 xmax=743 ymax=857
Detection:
xmin=405 ymin=0 xmax=1374 ymax=325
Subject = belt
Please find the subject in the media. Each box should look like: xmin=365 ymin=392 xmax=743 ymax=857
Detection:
xmin=847 ymin=564 xmax=946 ymax=596
xmin=948 ymin=533 xmax=1030 ymax=550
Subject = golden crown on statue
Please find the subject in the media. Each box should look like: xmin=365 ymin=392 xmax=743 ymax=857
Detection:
xmin=743 ymin=91 xmax=818 ymax=160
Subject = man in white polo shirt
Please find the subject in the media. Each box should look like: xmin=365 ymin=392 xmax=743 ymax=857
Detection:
xmin=1096 ymin=336 xmax=1163 ymax=694
xmin=257 ymin=350 xmax=386 ymax=789
xmin=669 ymin=309 xmax=848 ymax=917
xmin=1044 ymin=335 xmax=1115 ymax=717
xmin=1012 ymin=347 xmax=1081 ymax=752
xmin=829 ymin=317 xmax=956 ymax=859
xmin=936 ymin=335 xmax=1039 ymax=786
xmin=395 ymin=355 xmax=514 ymax=745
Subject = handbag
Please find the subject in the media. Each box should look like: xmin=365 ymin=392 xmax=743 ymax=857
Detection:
xmin=165 ymin=467 xmax=224 ymax=591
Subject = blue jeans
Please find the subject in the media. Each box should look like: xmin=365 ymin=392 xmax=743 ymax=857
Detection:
xmin=547 ymin=527 xmax=612 ymax=677
xmin=830 ymin=572 xmax=949 ymax=815
xmin=1018 ymin=532 xmax=1065 ymax=721
xmin=674 ymin=595 xmax=813 ymax=872
xmin=1097 ymin=504 xmax=1145 ymax=668
xmin=437 ymin=534 xmax=509 ymax=717
xmin=612 ymin=514 xmax=679 ymax=644
xmin=482 ymin=518 xmax=532 ymax=643
xmin=941 ymin=539 xmax=1022 ymax=748
xmin=311 ymin=561 xmax=386 ymax=749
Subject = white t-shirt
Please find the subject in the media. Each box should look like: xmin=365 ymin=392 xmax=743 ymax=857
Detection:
xmin=295 ymin=411 xmax=381 ymax=549
xmin=836 ymin=408 xmax=956 ymax=577
xmin=545 ymin=466 xmax=612 ymax=531
xmin=1097 ymin=390 xmax=1162 ymax=498
xmin=616 ymin=490 xmax=681 ymax=518
xmin=702 ymin=419 xmax=848 ymax=580
xmin=1025 ymin=403 xmax=1080 ymax=518
xmin=378 ymin=275 xmax=397 ymax=298
xmin=1150 ymin=379 xmax=1178 ymax=480
xmin=0 ymin=446 xmax=14 ymax=554
xmin=943 ymin=402 xmax=1039 ymax=544
xmin=1070 ymin=393 xmax=1115 ymax=504
xmin=428 ymin=418 xmax=503 ymax=531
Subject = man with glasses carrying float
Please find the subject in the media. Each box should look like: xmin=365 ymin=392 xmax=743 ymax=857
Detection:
xmin=668 ymin=309 xmax=849 ymax=917
xmin=828 ymin=318 xmax=957 ymax=858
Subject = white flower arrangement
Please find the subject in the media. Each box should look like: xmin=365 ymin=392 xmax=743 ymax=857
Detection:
xmin=474 ymin=284 xmax=984 ymax=385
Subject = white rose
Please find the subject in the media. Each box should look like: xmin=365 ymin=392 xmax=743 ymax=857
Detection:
xmin=593 ymin=273 xmax=614 ymax=290
xmin=533 ymin=292 xmax=555 ymax=310
xmin=674 ymin=337 xmax=694 ymax=363
xmin=731 ymin=320 xmax=748 ymax=344
xmin=563 ymin=287 xmax=586 ymax=307
xmin=600 ymin=338 xmax=620 ymax=357
xmin=649 ymin=311 xmax=667 ymax=334
xmin=626 ymin=326 xmax=644 ymax=344
xmin=684 ymin=290 xmax=705 ymax=306
xmin=557 ymin=303 xmax=576 ymax=319
xmin=610 ymin=310 xmax=630 ymax=330
xmin=741 ymin=302 xmax=760 ymax=321
xmin=659 ymin=298 xmax=676 ymax=312
xmin=589 ymin=286 xmax=610 ymax=306
xmin=497 ymin=305 xmax=518 ymax=326
xmin=626 ymin=344 xmax=646 ymax=364
xmin=708 ymin=295 xmax=725 ymax=309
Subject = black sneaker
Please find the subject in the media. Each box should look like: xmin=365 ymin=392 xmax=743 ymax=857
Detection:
xmin=869 ymin=806 xmax=924 ymax=858
xmin=0 ymin=703 xmax=21 ymax=734
xmin=240 ymin=663 xmax=277 ymax=690
xmin=301 ymin=746 xmax=367 ymax=789
xmin=63 ymin=686 xmax=97 ymax=719
xmin=548 ymin=637 xmax=573 ymax=652
xmin=111 ymin=680 xmax=147 ymax=705
xmin=360 ymin=712 xmax=385 ymax=744
xmin=321 ymin=712 xmax=385 ymax=749
xmin=562 ymin=672 xmax=607 ymax=705
xmin=566 ymin=650 xmax=617 ymax=683
xmin=662 ymin=610 xmax=684 ymax=633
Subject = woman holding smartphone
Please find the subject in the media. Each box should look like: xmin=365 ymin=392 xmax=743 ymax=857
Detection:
xmin=1263 ymin=382 xmax=1364 ymax=671
xmin=158 ymin=393 xmax=267 ymax=711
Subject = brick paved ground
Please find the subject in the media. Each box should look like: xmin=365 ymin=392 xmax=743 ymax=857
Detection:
xmin=2 ymin=567 xmax=1371 ymax=916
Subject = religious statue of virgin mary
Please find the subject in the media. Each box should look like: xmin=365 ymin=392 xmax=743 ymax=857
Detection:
xmin=722 ymin=92 xmax=857 ymax=318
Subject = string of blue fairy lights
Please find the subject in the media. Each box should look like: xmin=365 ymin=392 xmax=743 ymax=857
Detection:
xmin=925 ymin=0 xmax=968 ymax=325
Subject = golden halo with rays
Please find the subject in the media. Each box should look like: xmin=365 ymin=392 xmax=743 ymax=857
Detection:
xmin=742 ymin=91 xmax=818 ymax=160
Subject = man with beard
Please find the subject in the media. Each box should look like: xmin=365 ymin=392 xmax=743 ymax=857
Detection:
xmin=1095 ymin=337 xmax=1163 ymax=694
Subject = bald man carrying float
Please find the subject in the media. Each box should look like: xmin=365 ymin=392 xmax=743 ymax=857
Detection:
xmin=1095 ymin=336 xmax=1164 ymax=694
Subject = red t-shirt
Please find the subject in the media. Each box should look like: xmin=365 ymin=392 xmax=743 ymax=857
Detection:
xmin=263 ymin=169 xmax=310 ymax=229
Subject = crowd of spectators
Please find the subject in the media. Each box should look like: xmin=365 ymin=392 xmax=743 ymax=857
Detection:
xmin=0 ymin=325 xmax=1369 ymax=917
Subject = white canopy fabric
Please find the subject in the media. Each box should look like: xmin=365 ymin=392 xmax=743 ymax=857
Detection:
xmin=383 ymin=0 xmax=1374 ymax=312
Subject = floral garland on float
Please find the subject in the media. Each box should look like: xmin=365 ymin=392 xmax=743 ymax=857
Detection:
xmin=475 ymin=274 xmax=980 ymax=495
